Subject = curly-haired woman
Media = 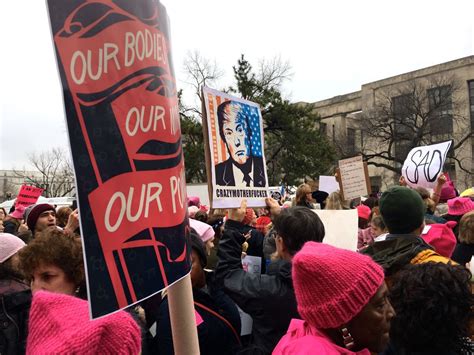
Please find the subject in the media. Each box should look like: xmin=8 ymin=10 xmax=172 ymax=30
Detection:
xmin=385 ymin=263 xmax=473 ymax=354
xmin=19 ymin=227 xmax=85 ymax=298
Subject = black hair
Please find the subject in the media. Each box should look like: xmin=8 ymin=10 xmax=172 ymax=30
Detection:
xmin=272 ymin=207 xmax=325 ymax=255
xmin=189 ymin=229 xmax=207 ymax=268
xmin=362 ymin=197 xmax=378 ymax=210
xmin=217 ymin=100 xmax=252 ymax=145
xmin=389 ymin=263 xmax=473 ymax=354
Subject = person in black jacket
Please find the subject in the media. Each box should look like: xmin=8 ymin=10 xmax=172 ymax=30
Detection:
xmin=146 ymin=232 xmax=242 ymax=355
xmin=215 ymin=198 xmax=325 ymax=354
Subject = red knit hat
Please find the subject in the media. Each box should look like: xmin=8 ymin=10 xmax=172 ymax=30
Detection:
xmin=24 ymin=203 xmax=55 ymax=232
xmin=256 ymin=216 xmax=271 ymax=234
xmin=293 ymin=242 xmax=385 ymax=329
xmin=420 ymin=221 xmax=457 ymax=258
xmin=27 ymin=291 xmax=141 ymax=354
xmin=447 ymin=197 xmax=474 ymax=216
xmin=242 ymin=208 xmax=256 ymax=226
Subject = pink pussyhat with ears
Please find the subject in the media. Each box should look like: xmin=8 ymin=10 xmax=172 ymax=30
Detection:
xmin=439 ymin=173 xmax=457 ymax=202
xmin=10 ymin=204 xmax=26 ymax=219
xmin=420 ymin=221 xmax=457 ymax=258
xmin=26 ymin=291 xmax=141 ymax=354
xmin=447 ymin=197 xmax=474 ymax=216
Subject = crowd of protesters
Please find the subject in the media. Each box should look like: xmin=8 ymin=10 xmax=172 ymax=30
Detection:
xmin=1 ymin=172 xmax=474 ymax=354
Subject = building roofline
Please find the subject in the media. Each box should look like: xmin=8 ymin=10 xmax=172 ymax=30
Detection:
xmin=301 ymin=90 xmax=362 ymax=108
xmin=363 ymin=55 xmax=474 ymax=89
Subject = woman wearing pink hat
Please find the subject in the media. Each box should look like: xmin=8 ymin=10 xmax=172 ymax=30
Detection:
xmin=274 ymin=242 xmax=395 ymax=354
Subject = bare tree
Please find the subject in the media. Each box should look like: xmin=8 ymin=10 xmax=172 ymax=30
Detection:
xmin=14 ymin=148 xmax=75 ymax=197
xmin=182 ymin=50 xmax=224 ymax=116
xmin=356 ymin=75 xmax=473 ymax=175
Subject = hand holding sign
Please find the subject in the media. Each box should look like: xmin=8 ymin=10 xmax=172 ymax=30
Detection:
xmin=228 ymin=199 xmax=248 ymax=223
xmin=402 ymin=141 xmax=452 ymax=189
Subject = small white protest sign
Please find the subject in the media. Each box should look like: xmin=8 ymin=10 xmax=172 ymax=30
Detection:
xmin=313 ymin=209 xmax=358 ymax=251
xmin=238 ymin=255 xmax=262 ymax=336
xmin=319 ymin=175 xmax=339 ymax=194
xmin=402 ymin=141 xmax=452 ymax=189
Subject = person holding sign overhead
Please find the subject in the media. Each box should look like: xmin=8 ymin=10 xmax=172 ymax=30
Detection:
xmin=216 ymin=198 xmax=325 ymax=353
xmin=215 ymin=101 xmax=266 ymax=187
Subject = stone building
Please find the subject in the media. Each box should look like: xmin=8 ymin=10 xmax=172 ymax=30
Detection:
xmin=309 ymin=56 xmax=474 ymax=192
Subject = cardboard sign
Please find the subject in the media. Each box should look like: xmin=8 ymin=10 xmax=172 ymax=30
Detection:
xmin=313 ymin=209 xmax=358 ymax=251
xmin=202 ymin=87 xmax=269 ymax=208
xmin=338 ymin=156 xmax=371 ymax=201
xmin=402 ymin=141 xmax=452 ymax=189
xmin=318 ymin=175 xmax=339 ymax=194
xmin=15 ymin=185 xmax=43 ymax=208
xmin=47 ymin=0 xmax=189 ymax=318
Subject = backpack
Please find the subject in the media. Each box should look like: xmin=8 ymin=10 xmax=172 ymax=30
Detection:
xmin=0 ymin=280 xmax=31 ymax=355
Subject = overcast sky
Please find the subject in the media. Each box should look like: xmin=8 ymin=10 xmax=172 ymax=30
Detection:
xmin=0 ymin=0 xmax=473 ymax=170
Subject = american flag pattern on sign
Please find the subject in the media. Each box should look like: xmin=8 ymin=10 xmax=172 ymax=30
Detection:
xmin=207 ymin=92 xmax=263 ymax=165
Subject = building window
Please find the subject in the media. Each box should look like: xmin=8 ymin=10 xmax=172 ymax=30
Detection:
xmin=392 ymin=94 xmax=415 ymax=163
xmin=428 ymin=85 xmax=453 ymax=137
xmin=469 ymin=81 xmax=474 ymax=131
xmin=319 ymin=122 xmax=327 ymax=136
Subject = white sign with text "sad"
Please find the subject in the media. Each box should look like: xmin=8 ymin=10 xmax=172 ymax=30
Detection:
xmin=402 ymin=140 xmax=452 ymax=189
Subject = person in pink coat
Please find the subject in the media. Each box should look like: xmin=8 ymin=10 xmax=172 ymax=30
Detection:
xmin=273 ymin=242 xmax=395 ymax=354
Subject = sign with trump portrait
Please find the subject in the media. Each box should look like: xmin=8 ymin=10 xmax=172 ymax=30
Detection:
xmin=203 ymin=87 xmax=269 ymax=208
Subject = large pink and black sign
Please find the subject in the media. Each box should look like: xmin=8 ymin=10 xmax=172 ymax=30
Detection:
xmin=47 ymin=0 xmax=190 ymax=318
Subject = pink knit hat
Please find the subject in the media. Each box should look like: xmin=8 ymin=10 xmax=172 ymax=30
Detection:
xmin=27 ymin=291 xmax=141 ymax=354
xmin=0 ymin=233 xmax=26 ymax=263
xmin=356 ymin=205 xmax=371 ymax=220
xmin=447 ymin=197 xmax=474 ymax=216
xmin=188 ymin=196 xmax=201 ymax=207
xmin=293 ymin=242 xmax=385 ymax=329
xmin=420 ymin=221 xmax=457 ymax=258
xmin=189 ymin=218 xmax=215 ymax=243
xmin=440 ymin=175 xmax=456 ymax=202
xmin=10 ymin=204 xmax=26 ymax=219
xmin=188 ymin=205 xmax=199 ymax=219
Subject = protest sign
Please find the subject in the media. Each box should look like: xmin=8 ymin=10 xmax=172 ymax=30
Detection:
xmin=318 ymin=175 xmax=339 ymax=194
xmin=402 ymin=140 xmax=452 ymax=189
xmin=15 ymin=185 xmax=43 ymax=208
xmin=239 ymin=255 xmax=262 ymax=335
xmin=269 ymin=186 xmax=284 ymax=201
xmin=47 ymin=0 xmax=190 ymax=318
xmin=338 ymin=156 xmax=371 ymax=201
xmin=202 ymin=87 xmax=269 ymax=208
xmin=314 ymin=209 xmax=358 ymax=251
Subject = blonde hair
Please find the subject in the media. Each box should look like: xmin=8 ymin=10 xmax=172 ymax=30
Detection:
xmin=459 ymin=211 xmax=474 ymax=244
xmin=295 ymin=184 xmax=312 ymax=206
xmin=325 ymin=191 xmax=343 ymax=210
